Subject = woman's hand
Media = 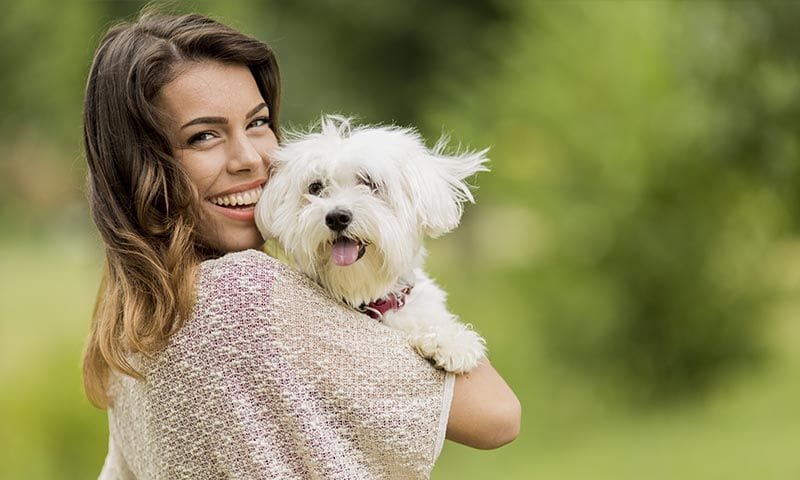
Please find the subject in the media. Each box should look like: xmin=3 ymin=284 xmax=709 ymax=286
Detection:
xmin=445 ymin=358 xmax=521 ymax=449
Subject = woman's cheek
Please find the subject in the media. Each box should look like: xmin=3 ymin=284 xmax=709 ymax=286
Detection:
xmin=180 ymin=151 xmax=223 ymax=196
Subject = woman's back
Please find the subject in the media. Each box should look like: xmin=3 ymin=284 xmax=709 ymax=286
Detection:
xmin=100 ymin=250 xmax=454 ymax=479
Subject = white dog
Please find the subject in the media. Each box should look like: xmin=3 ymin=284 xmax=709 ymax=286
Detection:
xmin=255 ymin=116 xmax=488 ymax=373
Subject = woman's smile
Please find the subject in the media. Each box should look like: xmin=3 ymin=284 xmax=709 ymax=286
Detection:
xmin=206 ymin=180 xmax=266 ymax=221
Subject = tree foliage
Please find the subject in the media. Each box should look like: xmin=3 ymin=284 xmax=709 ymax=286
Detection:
xmin=1 ymin=0 xmax=798 ymax=400
xmin=426 ymin=0 xmax=799 ymax=399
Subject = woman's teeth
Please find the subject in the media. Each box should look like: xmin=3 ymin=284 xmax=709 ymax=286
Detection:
xmin=209 ymin=185 xmax=263 ymax=207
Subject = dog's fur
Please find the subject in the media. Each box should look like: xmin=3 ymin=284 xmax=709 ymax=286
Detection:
xmin=255 ymin=116 xmax=488 ymax=373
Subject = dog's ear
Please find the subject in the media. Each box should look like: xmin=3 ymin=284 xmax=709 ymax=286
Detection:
xmin=404 ymin=141 xmax=489 ymax=238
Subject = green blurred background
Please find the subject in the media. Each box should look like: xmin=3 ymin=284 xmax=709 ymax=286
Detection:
xmin=2 ymin=0 xmax=799 ymax=478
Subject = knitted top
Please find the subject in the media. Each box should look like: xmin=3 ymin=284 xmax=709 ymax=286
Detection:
xmin=97 ymin=250 xmax=454 ymax=479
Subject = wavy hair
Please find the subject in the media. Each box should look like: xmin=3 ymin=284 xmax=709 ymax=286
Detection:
xmin=82 ymin=10 xmax=281 ymax=408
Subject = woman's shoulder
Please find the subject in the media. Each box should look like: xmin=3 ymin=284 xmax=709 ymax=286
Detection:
xmin=150 ymin=248 xmax=373 ymax=380
xmin=197 ymin=249 xmax=311 ymax=298
xmin=199 ymin=248 xmax=289 ymax=281
xmin=191 ymin=248 xmax=350 ymax=330
xmin=153 ymin=250 xmax=318 ymax=373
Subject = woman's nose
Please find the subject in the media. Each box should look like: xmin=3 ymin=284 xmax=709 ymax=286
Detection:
xmin=227 ymin=133 xmax=264 ymax=173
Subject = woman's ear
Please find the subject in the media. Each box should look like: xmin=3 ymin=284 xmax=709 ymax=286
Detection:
xmin=403 ymin=143 xmax=490 ymax=238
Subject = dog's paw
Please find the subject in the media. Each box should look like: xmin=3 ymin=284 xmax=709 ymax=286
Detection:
xmin=409 ymin=326 xmax=486 ymax=374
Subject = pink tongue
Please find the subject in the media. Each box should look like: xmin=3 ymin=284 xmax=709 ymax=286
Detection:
xmin=332 ymin=238 xmax=359 ymax=266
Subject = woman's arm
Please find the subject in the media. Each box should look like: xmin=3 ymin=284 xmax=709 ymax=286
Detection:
xmin=445 ymin=358 xmax=521 ymax=449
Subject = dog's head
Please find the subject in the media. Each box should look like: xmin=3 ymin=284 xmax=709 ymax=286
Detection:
xmin=255 ymin=116 xmax=488 ymax=304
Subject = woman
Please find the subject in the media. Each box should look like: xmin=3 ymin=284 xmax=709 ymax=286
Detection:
xmin=83 ymin=10 xmax=520 ymax=479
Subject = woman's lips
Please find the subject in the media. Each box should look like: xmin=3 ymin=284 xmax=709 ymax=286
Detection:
xmin=207 ymin=201 xmax=256 ymax=221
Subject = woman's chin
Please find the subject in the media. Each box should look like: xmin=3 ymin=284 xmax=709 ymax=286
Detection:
xmin=200 ymin=211 xmax=265 ymax=254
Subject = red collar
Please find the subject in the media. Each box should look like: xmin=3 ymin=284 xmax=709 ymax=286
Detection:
xmin=358 ymin=285 xmax=413 ymax=320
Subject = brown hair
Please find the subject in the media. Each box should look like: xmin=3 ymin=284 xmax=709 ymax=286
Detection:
xmin=82 ymin=9 xmax=281 ymax=408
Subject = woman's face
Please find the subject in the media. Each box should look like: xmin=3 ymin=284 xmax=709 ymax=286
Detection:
xmin=158 ymin=61 xmax=277 ymax=253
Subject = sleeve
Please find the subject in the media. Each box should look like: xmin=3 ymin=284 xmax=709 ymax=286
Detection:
xmin=138 ymin=250 xmax=454 ymax=479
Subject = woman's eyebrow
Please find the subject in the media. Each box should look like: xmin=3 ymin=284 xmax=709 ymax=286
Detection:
xmin=246 ymin=102 xmax=268 ymax=119
xmin=181 ymin=116 xmax=226 ymax=129
xmin=180 ymin=103 xmax=267 ymax=130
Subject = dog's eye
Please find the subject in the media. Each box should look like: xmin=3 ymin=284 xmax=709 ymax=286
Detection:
xmin=358 ymin=174 xmax=379 ymax=193
xmin=308 ymin=181 xmax=324 ymax=196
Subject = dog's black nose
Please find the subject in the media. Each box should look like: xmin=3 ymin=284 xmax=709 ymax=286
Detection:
xmin=325 ymin=208 xmax=353 ymax=231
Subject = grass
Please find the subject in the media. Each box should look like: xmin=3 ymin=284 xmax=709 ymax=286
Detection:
xmin=428 ymin=238 xmax=800 ymax=479
xmin=0 ymin=233 xmax=108 ymax=479
xmin=1 ymin=234 xmax=798 ymax=479
xmin=434 ymin=357 xmax=800 ymax=479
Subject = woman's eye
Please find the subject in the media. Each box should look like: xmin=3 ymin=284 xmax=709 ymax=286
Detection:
xmin=308 ymin=181 xmax=324 ymax=196
xmin=248 ymin=117 xmax=271 ymax=129
xmin=188 ymin=131 xmax=217 ymax=145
